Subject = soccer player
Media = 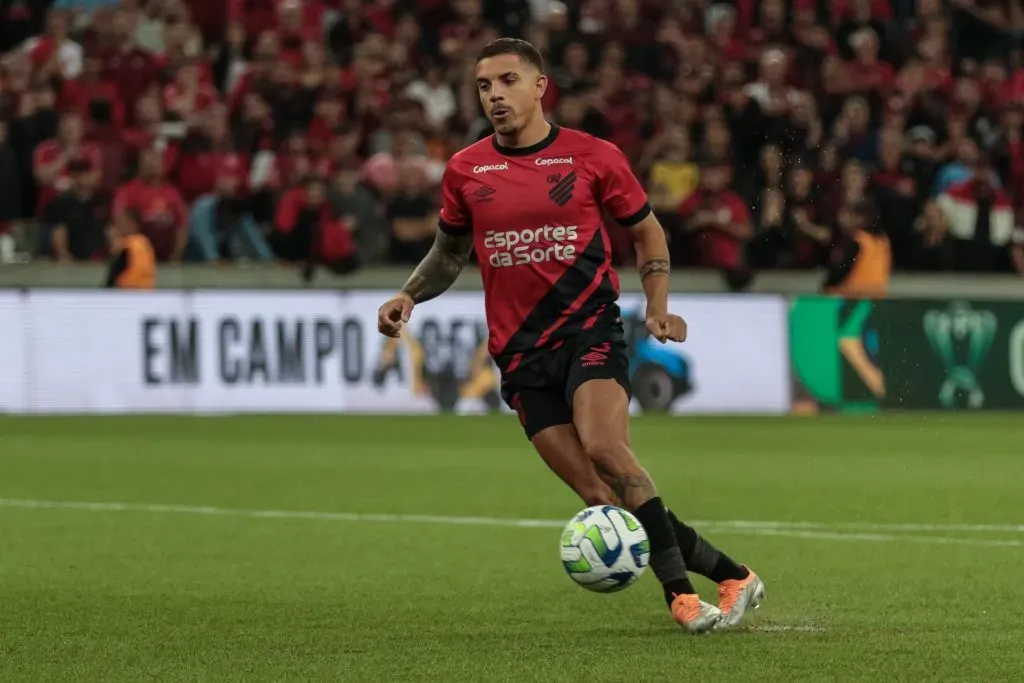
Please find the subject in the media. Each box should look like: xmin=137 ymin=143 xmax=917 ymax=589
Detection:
xmin=377 ymin=38 xmax=765 ymax=633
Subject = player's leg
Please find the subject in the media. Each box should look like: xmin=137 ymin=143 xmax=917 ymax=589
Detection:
xmin=530 ymin=422 xmax=623 ymax=508
xmin=505 ymin=380 xmax=619 ymax=506
xmin=588 ymin=460 xmax=747 ymax=579
xmin=500 ymin=345 xmax=624 ymax=508
xmin=580 ymin=394 xmax=765 ymax=628
xmin=570 ymin=376 xmax=720 ymax=633
xmin=579 ymin=390 xmax=765 ymax=630
xmin=666 ymin=509 xmax=765 ymax=628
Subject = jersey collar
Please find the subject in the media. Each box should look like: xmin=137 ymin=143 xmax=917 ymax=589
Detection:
xmin=492 ymin=125 xmax=561 ymax=157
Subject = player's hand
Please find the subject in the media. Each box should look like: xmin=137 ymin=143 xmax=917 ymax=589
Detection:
xmin=646 ymin=313 xmax=687 ymax=344
xmin=378 ymin=293 xmax=414 ymax=338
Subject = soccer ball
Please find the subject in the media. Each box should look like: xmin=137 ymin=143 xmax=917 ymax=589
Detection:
xmin=559 ymin=505 xmax=650 ymax=593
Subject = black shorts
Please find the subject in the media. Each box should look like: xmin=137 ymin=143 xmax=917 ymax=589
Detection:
xmin=499 ymin=322 xmax=632 ymax=439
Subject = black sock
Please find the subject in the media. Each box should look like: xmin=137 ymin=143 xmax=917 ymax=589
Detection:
xmin=668 ymin=509 xmax=749 ymax=583
xmin=633 ymin=497 xmax=696 ymax=602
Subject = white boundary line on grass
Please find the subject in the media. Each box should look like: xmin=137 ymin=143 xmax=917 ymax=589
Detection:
xmin=0 ymin=498 xmax=1022 ymax=548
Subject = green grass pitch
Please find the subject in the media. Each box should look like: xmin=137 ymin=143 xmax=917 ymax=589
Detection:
xmin=1 ymin=414 xmax=1022 ymax=682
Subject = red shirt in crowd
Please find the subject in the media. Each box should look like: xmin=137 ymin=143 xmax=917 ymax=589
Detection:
xmin=678 ymin=190 xmax=751 ymax=270
xmin=100 ymin=45 xmax=163 ymax=116
xmin=168 ymin=144 xmax=249 ymax=202
xmin=162 ymin=80 xmax=220 ymax=118
xmin=113 ymin=179 xmax=189 ymax=261
xmin=32 ymin=140 xmax=103 ymax=213
xmin=848 ymin=59 xmax=895 ymax=94
xmin=274 ymin=187 xmax=355 ymax=262
xmin=61 ymin=77 xmax=125 ymax=129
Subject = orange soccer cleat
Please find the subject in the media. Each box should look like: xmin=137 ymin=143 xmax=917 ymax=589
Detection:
xmin=715 ymin=566 xmax=766 ymax=629
xmin=670 ymin=593 xmax=722 ymax=634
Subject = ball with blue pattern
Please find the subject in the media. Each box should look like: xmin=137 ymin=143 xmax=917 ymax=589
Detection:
xmin=559 ymin=505 xmax=650 ymax=593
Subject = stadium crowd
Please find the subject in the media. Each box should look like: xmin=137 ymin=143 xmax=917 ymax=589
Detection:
xmin=1 ymin=0 xmax=1023 ymax=281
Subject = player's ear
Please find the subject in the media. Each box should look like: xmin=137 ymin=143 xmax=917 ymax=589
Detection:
xmin=536 ymin=73 xmax=548 ymax=102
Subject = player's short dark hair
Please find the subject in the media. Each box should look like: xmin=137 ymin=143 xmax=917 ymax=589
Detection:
xmin=477 ymin=38 xmax=545 ymax=74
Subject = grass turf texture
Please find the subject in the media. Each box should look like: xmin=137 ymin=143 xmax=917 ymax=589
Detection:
xmin=0 ymin=414 xmax=1022 ymax=682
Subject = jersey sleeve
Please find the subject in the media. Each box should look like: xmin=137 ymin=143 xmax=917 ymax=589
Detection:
xmin=438 ymin=164 xmax=471 ymax=235
xmin=595 ymin=141 xmax=651 ymax=227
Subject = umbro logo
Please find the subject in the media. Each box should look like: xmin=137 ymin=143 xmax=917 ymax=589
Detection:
xmin=580 ymin=343 xmax=609 ymax=367
xmin=548 ymin=170 xmax=576 ymax=207
xmin=474 ymin=185 xmax=496 ymax=202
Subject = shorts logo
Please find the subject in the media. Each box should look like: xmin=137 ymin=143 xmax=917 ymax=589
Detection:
xmin=474 ymin=185 xmax=496 ymax=202
xmin=580 ymin=343 xmax=610 ymax=367
xmin=548 ymin=170 xmax=576 ymax=207
xmin=473 ymin=162 xmax=509 ymax=174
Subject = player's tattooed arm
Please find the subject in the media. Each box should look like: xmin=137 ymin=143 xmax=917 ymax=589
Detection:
xmin=629 ymin=213 xmax=673 ymax=315
xmin=400 ymin=229 xmax=474 ymax=304
xmin=638 ymin=258 xmax=670 ymax=282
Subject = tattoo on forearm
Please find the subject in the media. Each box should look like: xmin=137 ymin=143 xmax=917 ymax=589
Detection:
xmin=639 ymin=258 xmax=670 ymax=282
xmin=611 ymin=473 xmax=657 ymax=506
xmin=401 ymin=230 xmax=473 ymax=304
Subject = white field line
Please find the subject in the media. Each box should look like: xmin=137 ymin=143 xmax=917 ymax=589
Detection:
xmin=747 ymin=625 xmax=828 ymax=633
xmin=0 ymin=498 xmax=1022 ymax=548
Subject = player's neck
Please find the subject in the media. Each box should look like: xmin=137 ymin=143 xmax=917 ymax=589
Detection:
xmin=495 ymin=117 xmax=552 ymax=152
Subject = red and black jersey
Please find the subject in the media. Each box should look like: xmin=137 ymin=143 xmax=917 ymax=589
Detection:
xmin=439 ymin=125 xmax=650 ymax=364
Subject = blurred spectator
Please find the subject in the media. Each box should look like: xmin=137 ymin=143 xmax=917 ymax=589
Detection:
xmin=188 ymin=156 xmax=273 ymax=262
xmin=23 ymin=10 xmax=83 ymax=81
xmin=1 ymin=0 xmax=48 ymax=54
xmin=329 ymin=161 xmax=386 ymax=264
xmin=44 ymin=157 xmax=108 ymax=262
xmin=363 ymin=128 xmax=439 ymax=196
xmin=113 ymin=146 xmax=188 ymax=261
xmin=871 ymin=128 xmax=922 ymax=265
xmin=273 ymin=174 xmax=358 ymax=276
xmin=676 ymin=158 xmax=753 ymax=272
xmin=0 ymin=118 xmax=23 ymax=241
xmin=749 ymin=155 xmax=831 ymax=271
xmin=936 ymin=154 xmax=1019 ymax=272
xmin=105 ymin=208 xmax=156 ymax=289
xmin=933 ymin=135 xmax=1001 ymax=195
xmin=121 ymin=94 xmax=170 ymax=166
xmin=62 ymin=51 xmax=124 ymax=130
xmin=833 ymin=96 xmax=878 ymax=165
xmin=100 ymin=9 xmax=162 ymax=117
xmin=163 ymin=57 xmax=219 ymax=122
xmin=386 ymin=161 xmax=438 ymax=265
xmin=169 ymin=105 xmax=243 ymax=202
xmin=823 ymin=199 xmax=892 ymax=297
xmin=642 ymin=125 xmax=699 ymax=213
xmin=405 ymin=63 xmax=457 ymax=133
xmin=210 ymin=21 xmax=247 ymax=94
xmin=33 ymin=109 xmax=102 ymax=214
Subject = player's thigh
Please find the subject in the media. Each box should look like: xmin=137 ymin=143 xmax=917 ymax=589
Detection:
xmin=568 ymin=344 xmax=639 ymax=474
xmin=502 ymin=373 xmax=573 ymax=438
xmin=530 ymin=422 xmax=617 ymax=506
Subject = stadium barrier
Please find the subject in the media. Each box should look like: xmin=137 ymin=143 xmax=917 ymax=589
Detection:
xmin=4 ymin=290 xmax=1021 ymax=415
xmin=790 ymin=297 xmax=1024 ymax=413
xmin=0 ymin=290 xmax=790 ymax=415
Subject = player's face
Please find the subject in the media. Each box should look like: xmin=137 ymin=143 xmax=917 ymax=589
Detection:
xmin=476 ymin=54 xmax=547 ymax=135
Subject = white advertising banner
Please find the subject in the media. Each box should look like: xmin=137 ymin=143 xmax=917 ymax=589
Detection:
xmin=0 ymin=290 xmax=790 ymax=415
xmin=343 ymin=291 xmax=500 ymax=414
xmin=0 ymin=291 xmax=25 ymax=412
xmin=185 ymin=292 xmax=353 ymax=412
